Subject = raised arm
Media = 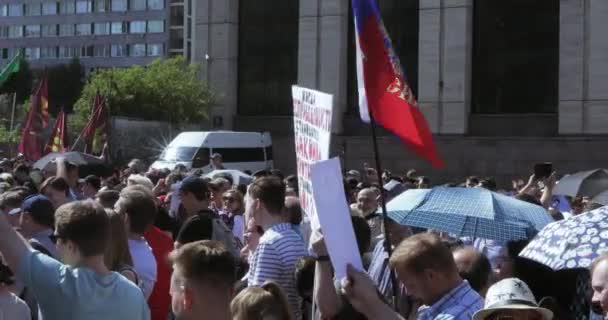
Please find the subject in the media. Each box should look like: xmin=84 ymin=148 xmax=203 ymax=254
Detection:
xmin=312 ymin=237 xmax=342 ymax=318
xmin=56 ymin=157 xmax=69 ymax=184
xmin=540 ymin=172 xmax=556 ymax=209
xmin=0 ymin=209 xmax=31 ymax=273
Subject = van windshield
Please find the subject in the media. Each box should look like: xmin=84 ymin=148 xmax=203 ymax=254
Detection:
xmin=160 ymin=147 xmax=198 ymax=161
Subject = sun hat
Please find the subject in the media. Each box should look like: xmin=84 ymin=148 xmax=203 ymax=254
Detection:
xmin=473 ymin=278 xmax=553 ymax=320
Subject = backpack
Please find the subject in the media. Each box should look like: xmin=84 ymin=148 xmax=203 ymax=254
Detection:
xmin=211 ymin=217 xmax=240 ymax=257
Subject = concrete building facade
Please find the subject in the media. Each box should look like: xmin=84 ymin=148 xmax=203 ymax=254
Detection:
xmin=0 ymin=0 xmax=170 ymax=69
xmin=184 ymin=0 xmax=608 ymax=185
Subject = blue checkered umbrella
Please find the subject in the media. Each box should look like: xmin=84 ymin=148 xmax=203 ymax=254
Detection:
xmin=386 ymin=187 xmax=553 ymax=242
xmin=519 ymin=206 xmax=608 ymax=270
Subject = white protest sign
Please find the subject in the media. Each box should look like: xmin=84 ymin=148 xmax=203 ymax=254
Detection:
xmin=292 ymin=85 xmax=333 ymax=231
xmin=311 ymin=157 xmax=364 ymax=280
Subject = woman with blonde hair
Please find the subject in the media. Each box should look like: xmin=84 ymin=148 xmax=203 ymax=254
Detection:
xmin=231 ymin=281 xmax=293 ymax=320
xmin=104 ymin=209 xmax=138 ymax=284
xmin=221 ymin=189 xmax=246 ymax=244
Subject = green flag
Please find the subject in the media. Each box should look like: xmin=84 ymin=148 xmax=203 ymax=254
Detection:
xmin=0 ymin=51 xmax=23 ymax=89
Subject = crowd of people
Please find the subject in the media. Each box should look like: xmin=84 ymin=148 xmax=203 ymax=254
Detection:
xmin=0 ymin=154 xmax=606 ymax=320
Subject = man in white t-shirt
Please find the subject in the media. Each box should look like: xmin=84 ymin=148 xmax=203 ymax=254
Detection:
xmin=115 ymin=186 xmax=158 ymax=299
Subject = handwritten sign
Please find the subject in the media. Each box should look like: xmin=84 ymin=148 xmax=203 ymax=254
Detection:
xmin=292 ymin=86 xmax=333 ymax=231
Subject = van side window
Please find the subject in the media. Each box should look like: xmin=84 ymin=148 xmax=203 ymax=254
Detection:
xmin=212 ymin=148 xmax=265 ymax=162
xmin=192 ymin=148 xmax=211 ymax=168
xmin=265 ymin=147 xmax=273 ymax=161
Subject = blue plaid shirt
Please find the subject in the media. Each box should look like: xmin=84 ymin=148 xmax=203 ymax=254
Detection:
xmin=417 ymin=281 xmax=483 ymax=320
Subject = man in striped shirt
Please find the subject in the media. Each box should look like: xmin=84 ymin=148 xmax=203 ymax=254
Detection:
xmin=246 ymin=177 xmax=308 ymax=319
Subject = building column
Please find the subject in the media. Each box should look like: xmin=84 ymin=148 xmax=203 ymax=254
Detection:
xmin=191 ymin=0 xmax=239 ymax=130
xmin=418 ymin=0 xmax=473 ymax=135
xmin=584 ymin=0 xmax=608 ymax=133
xmin=298 ymin=0 xmax=349 ymax=134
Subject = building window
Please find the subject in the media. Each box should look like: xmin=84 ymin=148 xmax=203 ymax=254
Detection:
xmin=42 ymin=2 xmax=58 ymax=15
xmin=130 ymin=0 xmax=146 ymax=11
xmin=42 ymin=25 xmax=58 ymax=37
xmin=75 ymin=23 xmax=92 ymax=35
xmin=147 ymin=20 xmax=164 ymax=33
xmin=0 ymin=26 xmax=7 ymax=39
xmin=76 ymin=0 xmax=93 ymax=13
xmin=60 ymin=1 xmax=75 ymax=14
xmin=8 ymin=26 xmax=23 ymax=38
xmin=80 ymin=45 xmax=94 ymax=57
xmin=9 ymin=4 xmax=23 ymax=16
xmin=129 ymin=21 xmax=146 ymax=33
xmin=148 ymin=0 xmax=163 ymax=10
xmin=25 ymin=3 xmax=42 ymax=16
xmin=111 ymin=44 xmax=126 ymax=57
xmin=59 ymin=24 xmax=75 ymax=36
xmin=94 ymin=44 xmax=110 ymax=57
xmin=59 ymin=47 xmax=74 ymax=58
xmin=472 ymin=0 xmax=559 ymax=114
xmin=111 ymin=0 xmax=127 ymax=12
xmin=111 ymin=21 xmax=126 ymax=34
xmin=25 ymin=25 xmax=41 ymax=37
xmin=94 ymin=22 xmax=110 ymax=35
xmin=147 ymin=43 xmax=163 ymax=56
xmin=1 ymin=5 xmax=7 ymax=17
xmin=130 ymin=44 xmax=146 ymax=56
xmin=95 ymin=0 xmax=108 ymax=12
xmin=238 ymin=0 xmax=299 ymax=115
xmin=25 ymin=48 xmax=41 ymax=60
xmin=41 ymin=47 xmax=58 ymax=59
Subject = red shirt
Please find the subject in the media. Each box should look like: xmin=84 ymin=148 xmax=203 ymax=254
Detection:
xmin=144 ymin=227 xmax=174 ymax=320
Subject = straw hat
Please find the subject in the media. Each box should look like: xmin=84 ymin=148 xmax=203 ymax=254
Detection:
xmin=473 ymin=278 xmax=553 ymax=320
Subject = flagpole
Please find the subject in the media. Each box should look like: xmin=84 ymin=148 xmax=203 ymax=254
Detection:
xmin=9 ymin=92 xmax=16 ymax=131
xmin=368 ymin=109 xmax=400 ymax=313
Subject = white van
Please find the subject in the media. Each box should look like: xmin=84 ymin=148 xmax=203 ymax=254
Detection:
xmin=150 ymin=131 xmax=273 ymax=173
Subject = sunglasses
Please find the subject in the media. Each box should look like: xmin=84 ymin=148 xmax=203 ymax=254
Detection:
xmin=223 ymin=197 xmax=236 ymax=203
xmin=49 ymin=234 xmax=64 ymax=244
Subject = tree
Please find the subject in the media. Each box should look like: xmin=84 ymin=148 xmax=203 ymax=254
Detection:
xmin=46 ymin=58 xmax=86 ymax=115
xmin=73 ymin=56 xmax=214 ymax=131
xmin=0 ymin=59 xmax=33 ymax=105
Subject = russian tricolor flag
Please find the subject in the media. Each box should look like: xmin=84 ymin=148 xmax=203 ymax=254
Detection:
xmin=352 ymin=0 xmax=444 ymax=168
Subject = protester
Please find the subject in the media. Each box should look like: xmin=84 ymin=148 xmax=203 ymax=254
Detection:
xmin=104 ymin=209 xmax=138 ymax=284
xmin=246 ymin=177 xmax=308 ymax=319
xmin=55 ymin=158 xmax=81 ymax=200
xmin=40 ymin=177 xmax=71 ymax=208
xmin=231 ymin=281 xmax=293 ymax=320
xmin=221 ymin=189 xmax=246 ymax=243
xmin=452 ymin=246 xmax=493 ymax=297
xmin=473 ymin=278 xmax=553 ymax=320
xmin=353 ymin=188 xmax=382 ymax=240
xmin=18 ymin=195 xmax=57 ymax=258
xmin=240 ymin=217 xmax=264 ymax=263
xmin=81 ymin=175 xmax=101 ymax=199
xmin=115 ymin=187 xmax=158 ymax=299
xmin=0 ymin=254 xmax=31 ymax=320
xmin=209 ymin=178 xmax=231 ymax=212
xmin=211 ymin=153 xmax=225 ymax=170
xmin=128 ymin=174 xmax=155 ymax=191
xmin=0 ymin=200 xmax=150 ymax=319
xmin=169 ymin=240 xmax=235 ymax=320
xmin=388 ymin=233 xmax=483 ymax=318
xmin=96 ymin=189 xmax=120 ymax=209
xmin=591 ymin=254 xmax=608 ymax=317
xmin=0 ymin=190 xmax=25 ymax=228
xmin=285 ymin=195 xmax=304 ymax=240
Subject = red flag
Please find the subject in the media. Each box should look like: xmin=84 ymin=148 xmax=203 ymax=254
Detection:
xmin=79 ymin=93 xmax=109 ymax=155
xmin=44 ymin=110 xmax=67 ymax=154
xmin=18 ymin=75 xmax=50 ymax=161
xmin=352 ymin=0 xmax=444 ymax=168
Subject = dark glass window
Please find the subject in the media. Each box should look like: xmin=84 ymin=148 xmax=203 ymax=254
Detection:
xmin=347 ymin=0 xmax=419 ymax=114
xmin=472 ymin=0 xmax=559 ymax=114
xmin=211 ymin=148 xmax=266 ymax=163
xmin=238 ymin=0 xmax=299 ymax=116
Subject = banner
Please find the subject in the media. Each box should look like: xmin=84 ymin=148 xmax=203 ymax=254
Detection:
xmin=292 ymin=85 xmax=333 ymax=231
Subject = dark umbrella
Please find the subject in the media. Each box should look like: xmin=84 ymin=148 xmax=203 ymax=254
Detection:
xmin=33 ymin=152 xmax=110 ymax=177
xmin=553 ymin=169 xmax=608 ymax=198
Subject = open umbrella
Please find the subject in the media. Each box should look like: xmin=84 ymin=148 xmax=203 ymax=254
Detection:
xmin=553 ymin=169 xmax=608 ymax=198
xmin=204 ymin=169 xmax=252 ymax=186
xmin=519 ymin=206 xmax=608 ymax=270
xmin=386 ymin=187 xmax=553 ymax=242
xmin=33 ymin=152 xmax=109 ymax=177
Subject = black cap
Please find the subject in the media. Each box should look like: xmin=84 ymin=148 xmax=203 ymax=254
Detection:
xmin=176 ymin=213 xmax=213 ymax=245
xmin=179 ymin=175 xmax=210 ymax=197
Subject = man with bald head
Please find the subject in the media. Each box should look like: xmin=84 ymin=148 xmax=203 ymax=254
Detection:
xmin=453 ymin=246 xmax=492 ymax=297
xmin=352 ymin=188 xmax=382 ymax=241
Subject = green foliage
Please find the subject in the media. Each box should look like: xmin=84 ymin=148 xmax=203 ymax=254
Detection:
xmin=45 ymin=58 xmax=86 ymax=115
xmin=0 ymin=59 xmax=33 ymax=104
xmin=0 ymin=125 xmax=20 ymax=145
xmin=74 ymin=56 xmax=214 ymax=132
